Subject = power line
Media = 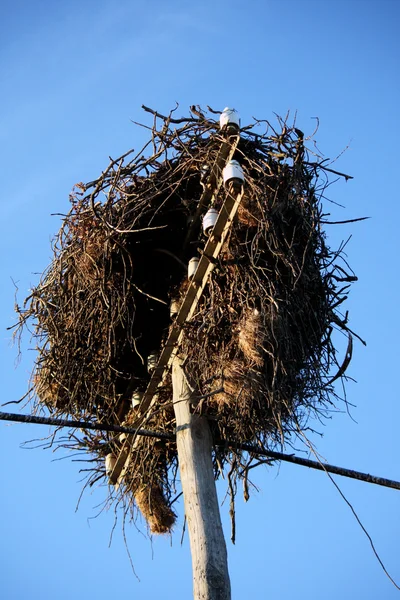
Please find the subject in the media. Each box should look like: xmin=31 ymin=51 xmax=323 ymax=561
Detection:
xmin=236 ymin=442 xmax=400 ymax=491
xmin=0 ymin=410 xmax=173 ymax=440
xmin=2 ymin=409 xmax=399 ymax=492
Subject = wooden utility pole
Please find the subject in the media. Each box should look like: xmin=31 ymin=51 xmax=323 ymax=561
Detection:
xmin=172 ymin=356 xmax=231 ymax=600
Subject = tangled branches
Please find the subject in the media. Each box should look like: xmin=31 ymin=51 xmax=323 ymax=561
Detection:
xmin=12 ymin=104 xmax=361 ymax=534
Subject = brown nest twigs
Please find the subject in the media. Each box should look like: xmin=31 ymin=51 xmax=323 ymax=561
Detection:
xmin=12 ymin=104 xmax=362 ymax=534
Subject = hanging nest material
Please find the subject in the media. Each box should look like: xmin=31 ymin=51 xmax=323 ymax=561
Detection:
xmin=13 ymin=104 xmax=362 ymax=535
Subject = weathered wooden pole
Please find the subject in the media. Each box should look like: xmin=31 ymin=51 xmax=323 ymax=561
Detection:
xmin=172 ymin=355 xmax=231 ymax=600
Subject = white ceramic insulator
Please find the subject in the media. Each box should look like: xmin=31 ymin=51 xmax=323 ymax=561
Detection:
xmin=147 ymin=353 xmax=158 ymax=373
xmin=223 ymin=160 xmax=244 ymax=187
xmin=132 ymin=392 xmax=143 ymax=409
xmin=219 ymin=107 xmax=240 ymax=129
xmin=105 ymin=454 xmax=116 ymax=476
xmin=202 ymin=208 xmax=219 ymax=236
xmin=188 ymin=257 xmax=199 ymax=279
xmin=170 ymin=299 xmax=180 ymax=317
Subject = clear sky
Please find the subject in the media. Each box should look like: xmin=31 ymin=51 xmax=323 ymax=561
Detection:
xmin=1 ymin=1 xmax=399 ymax=598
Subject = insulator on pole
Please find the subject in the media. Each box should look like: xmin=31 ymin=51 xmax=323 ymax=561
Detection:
xmin=219 ymin=107 xmax=240 ymax=132
xmin=188 ymin=257 xmax=199 ymax=279
xmin=132 ymin=391 xmax=143 ymax=409
xmin=203 ymin=208 xmax=219 ymax=236
xmin=223 ymin=160 xmax=244 ymax=189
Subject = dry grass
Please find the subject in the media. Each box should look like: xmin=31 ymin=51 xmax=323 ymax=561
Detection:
xmin=135 ymin=485 xmax=176 ymax=534
xmin=12 ymin=105 xmax=361 ymax=533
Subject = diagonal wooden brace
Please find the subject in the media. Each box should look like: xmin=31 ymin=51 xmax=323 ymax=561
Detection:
xmin=111 ymin=136 xmax=244 ymax=487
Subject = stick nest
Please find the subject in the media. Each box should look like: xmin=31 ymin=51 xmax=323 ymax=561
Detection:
xmin=14 ymin=105 xmax=360 ymax=535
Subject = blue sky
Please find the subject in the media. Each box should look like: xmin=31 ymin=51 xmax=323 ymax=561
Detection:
xmin=1 ymin=1 xmax=399 ymax=598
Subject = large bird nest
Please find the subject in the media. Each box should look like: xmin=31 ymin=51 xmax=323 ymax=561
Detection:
xmin=14 ymin=105 xmax=361 ymax=536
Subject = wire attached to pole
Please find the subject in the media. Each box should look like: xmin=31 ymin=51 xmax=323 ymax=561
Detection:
xmin=1 ymin=409 xmax=400 ymax=492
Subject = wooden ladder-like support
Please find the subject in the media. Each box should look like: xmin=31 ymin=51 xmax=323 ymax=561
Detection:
xmin=110 ymin=130 xmax=244 ymax=487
